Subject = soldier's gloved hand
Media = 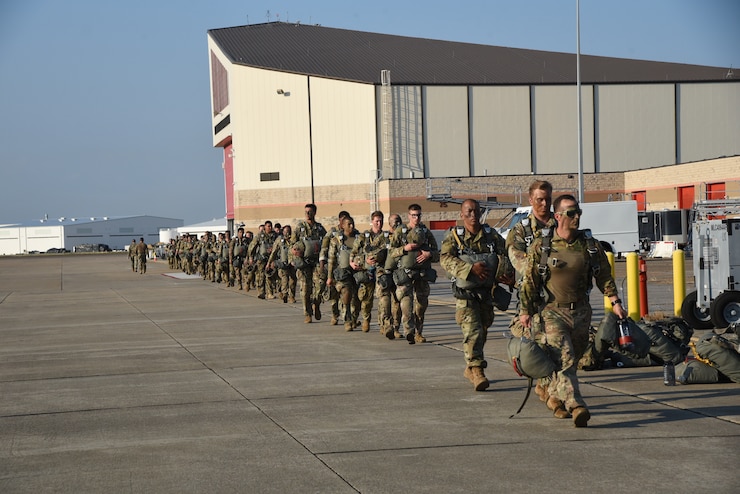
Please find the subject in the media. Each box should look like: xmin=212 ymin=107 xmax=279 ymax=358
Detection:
xmin=470 ymin=261 xmax=491 ymax=281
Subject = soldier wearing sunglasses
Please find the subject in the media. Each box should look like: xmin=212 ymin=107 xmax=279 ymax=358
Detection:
xmin=518 ymin=194 xmax=626 ymax=427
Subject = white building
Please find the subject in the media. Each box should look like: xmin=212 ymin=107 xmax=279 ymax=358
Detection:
xmin=0 ymin=216 xmax=183 ymax=255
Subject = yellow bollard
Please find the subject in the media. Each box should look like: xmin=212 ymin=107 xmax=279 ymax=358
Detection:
xmin=604 ymin=251 xmax=616 ymax=313
xmin=626 ymin=252 xmax=640 ymax=320
xmin=673 ymin=250 xmax=686 ymax=317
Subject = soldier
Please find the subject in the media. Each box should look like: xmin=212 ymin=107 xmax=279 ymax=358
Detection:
xmin=267 ymin=225 xmax=297 ymax=303
xmin=519 ymin=194 xmax=627 ymax=427
xmin=440 ymin=199 xmax=514 ymax=391
xmin=230 ymin=228 xmax=248 ymax=289
xmin=386 ymin=214 xmax=403 ymax=339
xmin=243 ymin=230 xmax=255 ymax=290
xmin=327 ymin=216 xmax=361 ymax=331
xmin=128 ymin=239 xmax=138 ymax=272
xmin=351 ymin=210 xmax=386 ymax=333
xmin=167 ymin=238 xmax=177 ymax=269
xmin=135 ymin=237 xmax=148 ymax=274
xmin=179 ymin=234 xmax=194 ymax=275
xmin=321 ymin=211 xmax=350 ymax=325
xmin=291 ymin=203 xmax=328 ymax=323
xmin=389 ymin=204 xmax=439 ymax=344
xmin=506 ymin=180 xmax=557 ymax=402
xmin=250 ymin=220 xmax=278 ymax=299
xmin=215 ymin=232 xmax=230 ymax=284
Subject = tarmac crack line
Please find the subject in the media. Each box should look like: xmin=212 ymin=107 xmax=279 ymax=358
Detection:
xmin=111 ymin=289 xmax=361 ymax=492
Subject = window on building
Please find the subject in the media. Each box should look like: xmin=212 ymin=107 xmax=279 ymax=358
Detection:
xmin=260 ymin=172 xmax=280 ymax=182
xmin=211 ymin=51 xmax=228 ymax=115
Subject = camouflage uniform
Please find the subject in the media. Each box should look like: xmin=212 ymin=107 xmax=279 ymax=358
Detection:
xmin=179 ymin=236 xmax=194 ymax=274
xmin=321 ymin=227 xmax=342 ymax=322
xmin=167 ymin=239 xmax=177 ymax=269
xmin=267 ymin=233 xmax=297 ymax=303
xmin=230 ymin=233 xmax=249 ymax=289
xmin=440 ymin=225 xmax=511 ymax=370
xmin=215 ymin=233 xmax=230 ymax=284
xmin=351 ymin=229 xmax=387 ymax=332
xmin=291 ymin=220 xmax=327 ymax=320
xmin=250 ymin=229 xmax=278 ymax=299
xmin=128 ymin=240 xmax=138 ymax=272
xmin=327 ymin=228 xmax=361 ymax=330
xmin=135 ymin=239 xmax=148 ymax=274
xmin=520 ymin=229 xmax=618 ymax=412
xmin=389 ymin=223 xmax=439 ymax=342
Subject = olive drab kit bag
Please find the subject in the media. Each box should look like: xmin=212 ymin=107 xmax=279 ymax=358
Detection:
xmin=393 ymin=224 xmax=437 ymax=285
xmin=677 ymin=329 xmax=740 ymax=384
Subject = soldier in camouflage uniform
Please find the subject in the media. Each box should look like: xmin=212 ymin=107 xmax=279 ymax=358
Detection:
xmin=230 ymin=228 xmax=249 ymax=289
xmin=441 ymin=199 xmax=514 ymax=391
xmin=291 ymin=204 xmax=328 ymax=323
xmin=267 ymin=225 xmax=297 ymax=303
xmin=250 ymin=221 xmax=278 ymax=299
xmin=128 ymin=239 xmax=138 ymax=272
xmin=167 ymin=239 xmax=177 ymax=269
xmin=215 ymin=231 xmax=230 ymax=284
xmin=327 ymin=216 xmax=361 ymax=331
xmin=179 ymin=235 xmax=194 ymax=275
xmin=506 ymin=180 xmax=558 ymax=403
xmin=389 ymin=204 xmax=439 ymax=344
xmin=350 ymin=211 xmax=387 ymax=334
xmin=386 ymin=214 xmax=403 ymax=338
xmin=135 ymin=237 xmax=148 ymax=274
xmin=519 ymin=194 xmax=627 ymax=427
xmin=321 ymin=211 xmax=350 ymax=325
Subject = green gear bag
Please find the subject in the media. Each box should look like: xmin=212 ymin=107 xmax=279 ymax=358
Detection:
xmin=693 ymin=333 xmax=740 ymax=383
xmin=676 ymin=360 xmax=724 ymax=384
xmin=506 ymin=335 xmax=557 ymax=379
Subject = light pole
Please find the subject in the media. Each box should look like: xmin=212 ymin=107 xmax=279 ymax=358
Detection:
xmin=576 ymin=0 xmax=585 ymax=202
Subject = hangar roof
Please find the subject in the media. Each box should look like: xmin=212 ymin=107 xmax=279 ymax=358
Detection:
xmin=208 ymin=22 xmax=734 ymax=85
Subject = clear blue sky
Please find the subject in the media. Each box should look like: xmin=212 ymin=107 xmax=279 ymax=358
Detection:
xmin=1 ymin=0 xmax=738 ymax=225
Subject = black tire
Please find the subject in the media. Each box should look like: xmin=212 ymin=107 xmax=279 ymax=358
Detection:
xmin=680 ymin=290 xmax=713 ymax=330
xmin=710 ymin=291 xmax=740 ymax=329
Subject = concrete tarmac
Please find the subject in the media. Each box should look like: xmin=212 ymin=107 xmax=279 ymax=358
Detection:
xmin=1 ymin=254 xmax=738 ymax=493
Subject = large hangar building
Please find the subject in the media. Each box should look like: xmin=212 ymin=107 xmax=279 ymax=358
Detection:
xmin=206 ymin=22 xmax=740 ymax=230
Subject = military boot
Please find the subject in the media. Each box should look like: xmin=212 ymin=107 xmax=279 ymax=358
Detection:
xmin=571 ymin=406 xmax=590 ymax=427
xmin=304 ymin=315 xmax=312 ymax=324
xmin=535 ymin=383 xmax=549 ymax=402
xmin=464 ymin=366 xmax=489 ymax=391
xmin=361 ymin=320 xmax=369 ymax=332
xmin=344 ymin=321 xmax=354 ymax=332
xmin=414 ymin=333 xmax=426 ymax=343
xmin=547 ymin=396 xmax=571 ymax=419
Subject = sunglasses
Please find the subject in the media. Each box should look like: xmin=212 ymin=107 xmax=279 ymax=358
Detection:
xmin=559 ymin=208 xmax=582 ymax=218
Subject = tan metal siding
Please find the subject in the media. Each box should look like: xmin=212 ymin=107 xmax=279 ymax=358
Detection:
xmin=230 ymin=66 xmax=312 ymax=190
xmin=532 ymin=85 xmax=595 ymax=174
xmin=424 ymin=86 xmax=469 ymax=178
xmin=310 ymin=78 xmax=377 ymax=186
xmin=596 ymin=84 xmax=675 ymax=171
xmin=470 ymin=86 xmax=531 ymax=175
xmin=678 ymin=83 xmax=740 ymax=163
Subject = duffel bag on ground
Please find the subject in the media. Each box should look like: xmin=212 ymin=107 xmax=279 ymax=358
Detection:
xmin=676 ymin=359 xmax=727 ymax=384
xmin=693 ymin=333 xmax=740 ymax=383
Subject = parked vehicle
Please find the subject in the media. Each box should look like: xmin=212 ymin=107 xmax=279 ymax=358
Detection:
xmin=497 ymin=201 xmax=640 ymax=256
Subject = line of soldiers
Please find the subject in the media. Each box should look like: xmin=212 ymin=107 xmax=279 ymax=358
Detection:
xmin=158 ymin=184 xmax=623 ymax=428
